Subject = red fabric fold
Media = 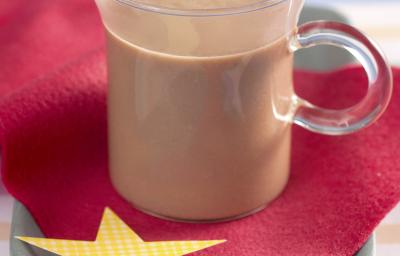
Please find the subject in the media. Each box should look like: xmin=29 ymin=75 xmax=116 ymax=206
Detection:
xmin=1 ymin=1 xmax=400 ymax=256
xmin=0 ymin=0 xmax=103 ymax=96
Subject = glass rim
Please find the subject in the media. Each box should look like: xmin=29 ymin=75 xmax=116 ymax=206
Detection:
xmin=115 ymin=0 xmax=288 ymax=17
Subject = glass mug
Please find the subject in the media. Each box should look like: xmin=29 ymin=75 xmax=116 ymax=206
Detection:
xmin=95 ymin=0 xmax=393 ymax=222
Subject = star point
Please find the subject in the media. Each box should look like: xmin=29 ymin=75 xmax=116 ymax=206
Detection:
xmin=16 ymin=207 xmax=226 ymax=256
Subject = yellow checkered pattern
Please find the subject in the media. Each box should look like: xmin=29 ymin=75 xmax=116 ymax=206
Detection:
xmin=16 ymin=208 xmax=225 ymax=256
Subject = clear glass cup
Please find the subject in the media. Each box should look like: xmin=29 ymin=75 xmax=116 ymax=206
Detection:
xmin=95 ymin=0 xmax=393 ymax=222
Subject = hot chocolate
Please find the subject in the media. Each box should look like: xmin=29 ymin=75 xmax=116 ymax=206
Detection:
xmin=106 ymin=26 xmax=294 ymax=220
xmin=96 ymin=0 xmax=393 ymax=222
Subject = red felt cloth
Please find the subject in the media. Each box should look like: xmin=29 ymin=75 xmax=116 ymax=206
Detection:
xmin=1 ymin=1 xmax=400 ymax=256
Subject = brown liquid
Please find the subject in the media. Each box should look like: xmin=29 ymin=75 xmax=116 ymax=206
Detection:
xmin=107 ymin=28 xmax=294 ymax=221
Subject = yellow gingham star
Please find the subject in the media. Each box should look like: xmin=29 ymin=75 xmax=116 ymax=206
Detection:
xmin=16 ymin=208 xmax=226 ymax=256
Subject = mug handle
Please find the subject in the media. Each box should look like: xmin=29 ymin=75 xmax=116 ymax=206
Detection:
xmin=291 ymin=21 xmax=393 ymax=135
